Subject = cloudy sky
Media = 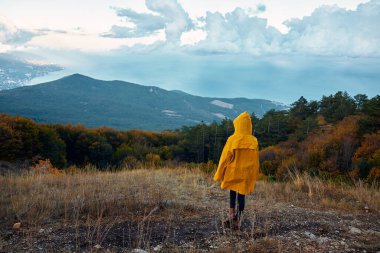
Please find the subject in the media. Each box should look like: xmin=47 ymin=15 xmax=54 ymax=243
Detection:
xmin=1 ymin=0 xmax=379 ymax=103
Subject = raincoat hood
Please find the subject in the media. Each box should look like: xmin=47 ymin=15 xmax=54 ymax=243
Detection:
xmin=233 ymin=111 xmax=252 ymax=135
xmin=230 ymin=112 xmax=258 ymax=150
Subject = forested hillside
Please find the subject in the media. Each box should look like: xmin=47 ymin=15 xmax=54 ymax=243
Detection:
xmin=0 ymin=74 xmax=286 ymax=130
xmin=1 ymin=91 xmax=379 ymax=182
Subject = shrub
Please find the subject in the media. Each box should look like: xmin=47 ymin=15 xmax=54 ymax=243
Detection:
xmin=259 ymin=146 xmax=276 ymax=162
xmin=146 ymin=153 xmax=161 ymax=167
xmin=31 ymin=159 xmax=62 ymax=175
xmin=368 ymin=167 xmax=380 ymax=182
xmin=260 ymin=160 xmax=275 ymax=176
xmin=258 ymin=173 xmax=268 ymax=181
xmin=200 ymin=160 xmax=216 ymax=174
xmin=122 ymin=156 xmax=139 ymax=170
xmin=276 ymin=156 xmax=298 ymax=180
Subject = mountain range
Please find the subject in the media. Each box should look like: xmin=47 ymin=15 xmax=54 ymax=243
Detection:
xmin=0 ymin=74 xmax=288 ymax=130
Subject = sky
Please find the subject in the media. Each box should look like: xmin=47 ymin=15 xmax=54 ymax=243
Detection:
xmin=0 ymin=0 xmax=379 ymax=104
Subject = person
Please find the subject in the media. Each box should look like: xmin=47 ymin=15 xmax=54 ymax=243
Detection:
xmin=214 ymin=111 xmax=260 ymax=230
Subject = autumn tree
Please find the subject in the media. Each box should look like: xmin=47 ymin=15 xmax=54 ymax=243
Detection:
xmin=353 ymin=131 xmax=380 ymax=179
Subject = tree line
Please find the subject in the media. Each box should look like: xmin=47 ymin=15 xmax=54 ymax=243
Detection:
xmin=0 ymin=91 xmax=379 ymax=181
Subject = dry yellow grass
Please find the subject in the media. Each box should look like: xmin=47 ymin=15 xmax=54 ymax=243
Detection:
xmin=256 ymin=173 xmax=380 ymax=212
xmin=1 ymin=166 xmax=379 ymax=252
xmin=0 ymin=167 xmax=210 ymax=226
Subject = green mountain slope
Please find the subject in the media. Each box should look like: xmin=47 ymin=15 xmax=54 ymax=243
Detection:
xmin=0 ymin=74 xmax=287 ymax=130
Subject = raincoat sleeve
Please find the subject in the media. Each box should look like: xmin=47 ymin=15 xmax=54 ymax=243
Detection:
xmin=214 ymin=138 xmax=233 ymax=182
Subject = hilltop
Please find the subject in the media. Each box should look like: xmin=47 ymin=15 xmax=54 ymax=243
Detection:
xmin=0 ymin=167 xmax=379 ymax=252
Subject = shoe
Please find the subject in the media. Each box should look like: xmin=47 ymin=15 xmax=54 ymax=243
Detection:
xmin=233 ymin=211 xmax=243 ymax=230
xmin=223 ymin=208 xmax=236 ymax=228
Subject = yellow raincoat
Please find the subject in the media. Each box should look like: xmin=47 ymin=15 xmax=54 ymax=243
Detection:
xmin=214 ymin=112 xmax=259 ymax=195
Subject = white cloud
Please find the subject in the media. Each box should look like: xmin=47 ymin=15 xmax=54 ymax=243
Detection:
xmin=104 ymin=25 xmax=161 ymax=38
xmin=2 ymin=0 xmax=380 ymax=57
xmin=146 ymin=0 xmax=193 ymax=42
xmin=193 ymin=8 xmax=282 ymax=55
xmin=27 ymin=31 xmax=165 ymax=52
xmin=0 ymin=16 xmax=36 ymax=46
xmin=180 ymin=29 xmax=207 ymax=45
xmin=0 ymin=13 xmax=164 ymax=53
xmin=103 ymin=7 xmax=166 ymax=38
xmin=102 ymin=0 xmax=380 ymax=57
xmin=188 ymin=0 xmax=380 ymax=56
xmin=283 ymin=1 xmax=380 ymax=56
xmin=107 ymin=0 xmax=193 ymax=43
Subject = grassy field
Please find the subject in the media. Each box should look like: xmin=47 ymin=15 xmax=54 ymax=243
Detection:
xmin=1 ymin=165 xmax=379 ymax=252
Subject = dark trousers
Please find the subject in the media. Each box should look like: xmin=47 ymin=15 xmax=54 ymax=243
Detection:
xmin=229 ymin=190 xmax=245 ymax=216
